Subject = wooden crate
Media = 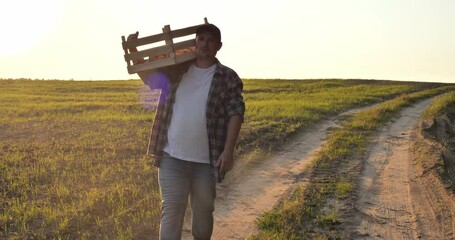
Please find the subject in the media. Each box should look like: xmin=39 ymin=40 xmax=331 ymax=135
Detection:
xmin=121 ymin=18 xmax=208 ymax=74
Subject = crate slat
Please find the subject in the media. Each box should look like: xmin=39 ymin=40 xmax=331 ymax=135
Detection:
xmin=124 ymin=45 xmax=173 ymax=62
xmin=122 ymin=33 xmax=165 ymax=50
xmin=173 ymin=39 xmax=196 ymax=50
xmin=170 ymin=24 xmax=205 ymax=39
xmin=127 ymin=58 xmax=175 ymax=74
xmin=174 ymin=52 xmax=196 ymax=63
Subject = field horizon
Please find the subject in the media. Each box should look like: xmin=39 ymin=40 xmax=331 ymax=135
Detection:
xmin=1 ymin=77 xmax=453 ymax=84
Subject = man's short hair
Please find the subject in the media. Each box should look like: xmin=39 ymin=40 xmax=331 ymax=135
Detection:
xmin=196 ymin=24 xmax=221 ymax=42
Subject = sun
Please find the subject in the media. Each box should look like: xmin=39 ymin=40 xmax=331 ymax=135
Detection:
xmin=0 ymin=0 xmax=62 ymax=56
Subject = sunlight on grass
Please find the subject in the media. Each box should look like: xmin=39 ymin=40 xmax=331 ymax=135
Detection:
xmin=0 ymin=78 xmax=452 ymax=239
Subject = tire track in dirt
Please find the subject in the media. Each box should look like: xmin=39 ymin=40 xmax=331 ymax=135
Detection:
xmin=181 ymin=107 xmax=370 ymax=239
xmin=410 ymin=156 xmax=455 ymax=239
xmin=349 ymin=98 xmax=455 ymax=239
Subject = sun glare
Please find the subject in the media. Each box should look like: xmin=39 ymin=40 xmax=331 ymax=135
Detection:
xmin=0 ymin=0 xmax=61 ymax=56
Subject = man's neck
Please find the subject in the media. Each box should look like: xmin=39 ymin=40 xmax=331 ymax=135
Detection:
xmin=195 ymin=58 xmax=217 ymax=68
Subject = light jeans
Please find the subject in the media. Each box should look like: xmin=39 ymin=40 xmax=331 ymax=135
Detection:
xmin=158 ymin=153 xmax=216 ymax=240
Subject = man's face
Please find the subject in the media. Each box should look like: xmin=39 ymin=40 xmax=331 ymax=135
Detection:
xmin=195 ymin=32 xmax=222 ymax=60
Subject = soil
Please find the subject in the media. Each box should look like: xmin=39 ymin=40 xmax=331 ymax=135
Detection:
xmin=346 ymin=99 xmax=455 ymax=239
xmin=181 ymin=98 xmax=455 ymax=239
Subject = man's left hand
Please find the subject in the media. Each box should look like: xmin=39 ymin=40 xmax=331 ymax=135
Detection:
xmin=216 ymin=150 xmax=235 ymax=181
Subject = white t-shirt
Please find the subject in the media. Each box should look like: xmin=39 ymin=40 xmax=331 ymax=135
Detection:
xmin=163 ymin=64 xmax=216 ymax=163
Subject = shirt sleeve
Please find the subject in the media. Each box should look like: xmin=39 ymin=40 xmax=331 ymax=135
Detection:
xmin=225 ymin=70 xmax=245 ymax=121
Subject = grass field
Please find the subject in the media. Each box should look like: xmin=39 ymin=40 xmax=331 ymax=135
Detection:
xmin=0 ymin=79 xmax=452 ymax=239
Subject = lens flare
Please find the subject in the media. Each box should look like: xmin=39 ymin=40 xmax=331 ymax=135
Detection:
xmin=138 ymin=72 xmax=170 ymax=110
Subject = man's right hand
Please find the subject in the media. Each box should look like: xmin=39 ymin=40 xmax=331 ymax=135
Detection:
xmin=127 ymin=31 xmax=139 ymax=53
xmin=127 ymin=31 xmax=145 ymax=64
xmin=127 ymin=31 xmax=139 ymax=41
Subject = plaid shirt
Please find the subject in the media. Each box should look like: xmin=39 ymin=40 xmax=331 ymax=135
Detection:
xmin=146 ymin=60 xmax=245 ymax=180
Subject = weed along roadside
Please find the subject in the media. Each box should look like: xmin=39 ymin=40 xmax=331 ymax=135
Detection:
xmin=0 ymin=79 xmax=453 ymax=239
xmin=251 ymin=86 xmax=455 ymax=239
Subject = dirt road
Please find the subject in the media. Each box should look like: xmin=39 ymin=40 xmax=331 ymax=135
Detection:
xmin=349 ymin=98 xmax=455 ymax=239
xmin=209 ymin=117 xmax=340 ymax=239
xmin=182 ymin=107 xmax=366 ymax=239
xmin=182 ymin=98 xmax=455 ymax=239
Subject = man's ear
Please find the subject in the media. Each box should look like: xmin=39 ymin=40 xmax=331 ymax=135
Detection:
xmin=217 ymin=42 xmax=223 ymax=51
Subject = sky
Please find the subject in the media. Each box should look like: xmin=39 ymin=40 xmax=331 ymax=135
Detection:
xmin=0 ymin=0 xmax=454 ymax=83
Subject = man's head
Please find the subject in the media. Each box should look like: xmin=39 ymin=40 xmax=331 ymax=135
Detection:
xmin=194 ymin=24 xmax=222 ymax=65
xmin=196 ymin=24 xmax=221 ymax=43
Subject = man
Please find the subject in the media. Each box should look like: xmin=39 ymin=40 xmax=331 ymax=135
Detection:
xmin=128 ymin=23 xmax=245 ymax=240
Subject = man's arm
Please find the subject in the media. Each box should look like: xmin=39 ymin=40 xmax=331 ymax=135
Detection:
xmin=216 ymin=114 xmax=242 ymax=180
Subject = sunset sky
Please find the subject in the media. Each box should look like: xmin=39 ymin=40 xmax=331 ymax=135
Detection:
xmin=0 ymin=0 xmax=454 ymax=83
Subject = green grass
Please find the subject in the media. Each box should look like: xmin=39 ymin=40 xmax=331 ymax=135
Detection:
xmin=1 ymin=80 xmax=159 ymax=239
xmin=241 ymin=79 xmax=445 ymax=157
xmin=252 ymin=86 xmax=455 ymax=239
xmin=0 ymin=78 xmax=452 ymax=239
xmin=422 ymin=90 xmax=455 ymax=119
